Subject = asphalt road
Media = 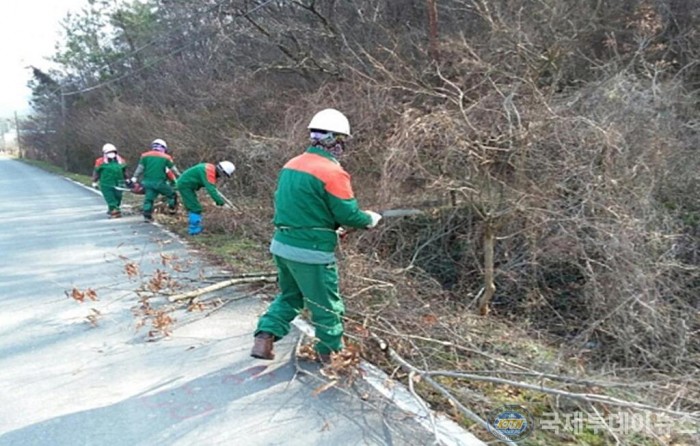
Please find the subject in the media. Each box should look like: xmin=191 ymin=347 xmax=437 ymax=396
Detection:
xmin=0 ymin=157 xmax=484 ymax=446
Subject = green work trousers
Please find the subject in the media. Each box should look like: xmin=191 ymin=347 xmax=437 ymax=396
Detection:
xmin=100 ymin=183 xmax=122 ymax=212
xmin=142 ymin=180 xmax=176 ymax=215
xmin=177 ymin=186 xmax=202 ymax=214
xmin=256 ymin=255 xmax=345 ymax=355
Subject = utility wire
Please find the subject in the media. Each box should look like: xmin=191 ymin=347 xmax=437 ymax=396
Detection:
xmin=56 ymin=0 xmax=281 ymax=97
xmin=69 ymin=0 xmax=230 ymax=85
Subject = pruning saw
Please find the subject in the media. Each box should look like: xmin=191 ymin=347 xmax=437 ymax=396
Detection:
xmin=379 ymin=208 xmax=424 ymax=218
xmin=337 ymin=208 xmax=424 ymax=238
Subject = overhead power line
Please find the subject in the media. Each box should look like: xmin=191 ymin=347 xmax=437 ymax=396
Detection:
xmin=56 ymin=0 xmax=281 ymax=97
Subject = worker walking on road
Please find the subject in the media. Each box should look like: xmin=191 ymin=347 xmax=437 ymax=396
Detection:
xmin=130 ymin=138 xmax=180 ymax=221
xmin=92 ymin=143 xmax=128 ymax=219
xmin=176 ymin=161 xmax=236 ymax=235
xmin=251 ymin=109 xmax=382 ymax=363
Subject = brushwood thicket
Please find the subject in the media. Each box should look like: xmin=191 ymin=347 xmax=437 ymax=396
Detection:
xmin=24 ymin=0 xmax=699 ymax=372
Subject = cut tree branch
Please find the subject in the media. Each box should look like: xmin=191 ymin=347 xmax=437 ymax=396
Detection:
xmin=424 ymin=370 xmax=699 ymax=420
xmin=168 ymin=274 xmax=277 ymax=302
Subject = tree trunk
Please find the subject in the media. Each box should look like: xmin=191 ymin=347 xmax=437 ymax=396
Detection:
xmin=478 ymin=220 xmax=496 ymax=316
xmin=426 ymin=0 xmax=440 ymax=62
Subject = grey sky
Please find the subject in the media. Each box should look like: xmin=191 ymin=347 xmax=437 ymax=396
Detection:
xmin=0 ymin=0 xmax=87 ymax=118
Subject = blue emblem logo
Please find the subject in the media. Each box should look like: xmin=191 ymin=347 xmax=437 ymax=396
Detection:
xmin=488 ymin=405 xmax=534 ymax=442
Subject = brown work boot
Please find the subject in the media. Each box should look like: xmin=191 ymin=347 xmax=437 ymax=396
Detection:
xmin=251 ymin=332 xmax=275 ymax=360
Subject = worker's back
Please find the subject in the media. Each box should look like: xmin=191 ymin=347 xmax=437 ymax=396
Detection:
xmin=138 ymin=150 xmax=173 ymax=182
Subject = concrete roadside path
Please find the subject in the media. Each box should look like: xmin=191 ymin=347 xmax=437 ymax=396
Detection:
xmin=0 ymin=156 xmax=485 ymax=446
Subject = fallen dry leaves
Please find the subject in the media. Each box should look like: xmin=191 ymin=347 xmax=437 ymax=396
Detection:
xmin=133 ymin=298 xmax=176 ymax=339
xmin=148 ymin=269 xmax=170 ymax=293
xmin=125 ymin=262 xmax=139 ymax=278
xmin=299 ymin=342 xmax=365 ymax=387
xmin=150 ymin=311 xmax=174 ymax=338
xmin=66 ymin=287 xmax=98 ymax=303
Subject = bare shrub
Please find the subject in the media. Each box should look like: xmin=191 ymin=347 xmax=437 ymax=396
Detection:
xmin=20 ymin=1 xmax=700 ymax=427
xmin=352 ymin=34 xmax=699 ymax=369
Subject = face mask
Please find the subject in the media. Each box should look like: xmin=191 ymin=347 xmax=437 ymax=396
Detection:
xmin=106 ymin=152 xmax=117 ymax=159
xmin=328 ymin=141 xmax=345 ymax=158
xmin=310 ymin=132 xmax=347 ymax=158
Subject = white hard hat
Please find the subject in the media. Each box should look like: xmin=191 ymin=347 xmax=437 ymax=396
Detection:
xmin=217 ymin=161 xmax=235 ymax=177
xmin=102 ymin=143 xmax=117 ymax=154
xmin=307 ymin=108 xmax=351 ymax=136
xmin=151 ymin=138 xmax=168 ymax=149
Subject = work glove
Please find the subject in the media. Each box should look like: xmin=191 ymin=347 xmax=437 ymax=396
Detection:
xmin=130 ymin=177 xmax=137 ymax=184
xmin=125 ymin=178 xmax=133 ymax=188
xmin=365 ymin=210 xmax=382 ymax=228
xmin=91 ymin=182 xmax=99 ymax=189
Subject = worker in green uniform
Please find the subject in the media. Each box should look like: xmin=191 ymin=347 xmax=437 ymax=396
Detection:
xmin=250 ymin=109 xmax=382 ymax=363
xmin=176 ymin=161 xmax=236 ymax=235
xmin=92 ymin=143 xmax=128 ymax=219
xmin=130 ymin=138 xmax=181 ymax=221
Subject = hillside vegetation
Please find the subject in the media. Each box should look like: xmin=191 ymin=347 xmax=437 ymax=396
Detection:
xmin=22 ymin=1 xmax=699 ymax=444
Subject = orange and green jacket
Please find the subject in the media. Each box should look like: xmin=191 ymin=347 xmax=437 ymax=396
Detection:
xmin=175 ymin=163 xmax=225 ymax=206
xmin=92 ymin=155 xmax=127 ymax=186
xmin=271 ymin=146 xmax=371 ymax=259
xmin=137 ymin=150 xmax=176 ymax=182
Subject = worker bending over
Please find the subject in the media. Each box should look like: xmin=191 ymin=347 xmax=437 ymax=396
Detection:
xmin=176 ymin=161 xmax=235 ymax=235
